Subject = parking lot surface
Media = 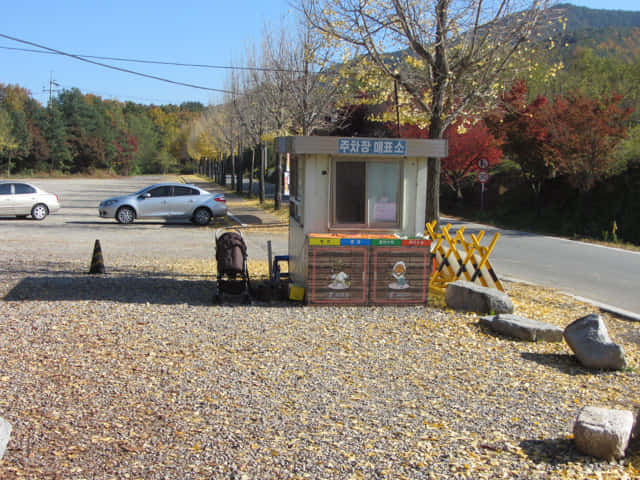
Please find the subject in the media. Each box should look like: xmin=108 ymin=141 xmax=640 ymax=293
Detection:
xmin=0 ymin=176 xmax=288 ymax=271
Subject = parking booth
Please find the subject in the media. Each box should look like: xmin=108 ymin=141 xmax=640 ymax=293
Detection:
xmin=275 ymin=136 xmax=448 ymax=305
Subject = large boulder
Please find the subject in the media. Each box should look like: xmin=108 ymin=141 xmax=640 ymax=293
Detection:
xmin=573 ymin=406 xmax=634 ymax=460
xmin=564 ymin=314 xmax=627 ymax=370
xmin=0 ymin=416 xmax=11 ymax=460
xmin=479 ymin=314 xmax=564 ymax=342
xmin=445 ymin=280 xmax=513 ymax=314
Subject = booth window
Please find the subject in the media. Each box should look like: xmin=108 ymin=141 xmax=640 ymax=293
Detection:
xmin=332 ymin=159 xmax=401 ymax=228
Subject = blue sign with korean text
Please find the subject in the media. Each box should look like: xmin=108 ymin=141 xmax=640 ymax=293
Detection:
xmin=338 ymin=138 xmax=407 ymax=156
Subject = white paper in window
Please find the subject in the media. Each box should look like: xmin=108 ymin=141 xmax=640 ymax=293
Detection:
xmin=368 ymin=162 xmax=399 ymax=223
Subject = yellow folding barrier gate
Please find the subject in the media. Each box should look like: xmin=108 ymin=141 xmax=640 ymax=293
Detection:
xmin=425 ymin=221 xmax=504 ymax=294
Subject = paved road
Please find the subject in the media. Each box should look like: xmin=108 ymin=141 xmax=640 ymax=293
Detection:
xmin=0 ymin=176 xmax=288 ymax=270
xmin=443 ymin=217 xmax=640 ymax=319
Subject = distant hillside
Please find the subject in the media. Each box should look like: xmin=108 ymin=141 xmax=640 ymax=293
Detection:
xmin=555 ymin=3 xmax=640 ymax=31
xmin=544 ymin=4 xmax=640 ymax=64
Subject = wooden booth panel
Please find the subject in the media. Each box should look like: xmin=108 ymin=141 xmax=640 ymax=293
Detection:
xmin=370 ymin=247 xmax=431 ymax=305
xmin=308 ymin=246 xmax=368 ymax=305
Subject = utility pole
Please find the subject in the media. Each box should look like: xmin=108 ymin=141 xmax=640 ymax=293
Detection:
xmin=46 ymin=72 xmax=60 ymax=173
xmin=48 ymin=72 xmax=60 ymax=106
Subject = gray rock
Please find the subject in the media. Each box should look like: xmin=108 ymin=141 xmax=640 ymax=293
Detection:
xmin=0 ymin=416 xmax=11 ymax=460
xmin=479 ymin=314 xmax=564 ymax=342
xmin=564 ymin=314 xmax=627 ymax=370
xmin=573 ymin=406 xmax=634 ymax=460
xmin=445 ymin=280 xmax=513 ymax=314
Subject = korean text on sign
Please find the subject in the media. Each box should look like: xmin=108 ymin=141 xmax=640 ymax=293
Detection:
xmin=338 ymin=139 xmax=407 ymax=156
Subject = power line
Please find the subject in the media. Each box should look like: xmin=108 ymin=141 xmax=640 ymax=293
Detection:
xmin=0 ymin=33 xmax=234 ymax=94
xmin=0 ymin=43 xmax=309 ymax=74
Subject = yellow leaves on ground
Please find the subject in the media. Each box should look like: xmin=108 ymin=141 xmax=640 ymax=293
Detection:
xmin=0 ymin=262 xmax=638 ymax=479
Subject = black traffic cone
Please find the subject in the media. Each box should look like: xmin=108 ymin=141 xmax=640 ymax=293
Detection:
xmin=89 ymin=239 xmax=105 ymax=274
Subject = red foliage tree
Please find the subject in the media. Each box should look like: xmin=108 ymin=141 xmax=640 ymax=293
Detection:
xmin=487 ymin=80 xmax=633 ymax=201
xmin=485 ymin=80 xmax=557 ymax=203
xmin=400 ymin=121 xmax=503 ymax=201
xmin=113 ymin=130 xmax=138 ymax=175
xmin=441 ymin=120 xmax=503 ymax=200
xmin=544 ymin=92 xmax=632 ymax=192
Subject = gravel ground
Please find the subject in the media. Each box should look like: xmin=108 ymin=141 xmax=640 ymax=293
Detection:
xmin=0 ymin=255 xmax=639 ymax=479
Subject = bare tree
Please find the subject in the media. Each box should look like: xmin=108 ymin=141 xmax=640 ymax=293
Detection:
xmin=302 ymin=0 xmax=553 ymax=225
xmin=255 ymin=16 xmax=347 ymax=208
xmin=200 ymin=98 xmax=238 ymax=188
xmin=279 ymin=17 xmax=346 ymax=136
xmin=233 ymin=44 xmax=270 ymax=201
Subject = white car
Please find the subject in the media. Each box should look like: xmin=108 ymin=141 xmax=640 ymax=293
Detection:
xmin=99 ymin=182 xmax=227 ymax=225
xmin=0 ymin=182 xmax=60 ymax=220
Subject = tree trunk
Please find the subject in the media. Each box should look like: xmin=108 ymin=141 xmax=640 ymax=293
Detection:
xmin=425 ymin=157 xmax=440 ymax=225
xmin=259 ymin=143 xmax=266 ymax=204
xmin=237 ymin=141 xmax=243 ymax=194
xmin=231 ymin=150 xmax=236 ymax=190
xmin=455 ymin=182 xmax=463 ymax=203
xmin=423 ymin=0 xmax=449 ymax=230
xmin=426 ymin=114 xmax=444 ymax=228
xmin=249 ymin=147 xmax=255 ymax=198
xmin=236 ymin=151 xmax=243 ymax=194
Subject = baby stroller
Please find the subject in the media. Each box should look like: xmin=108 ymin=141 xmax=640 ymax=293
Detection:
xmin=214 ymin=228 xmax=251 ymax=304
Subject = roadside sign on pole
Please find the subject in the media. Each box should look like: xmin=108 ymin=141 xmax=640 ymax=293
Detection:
xmin=478 ymin=158 xmax=489 ymax=169
xmin=477 ymin=170 xmax=489 ymax=184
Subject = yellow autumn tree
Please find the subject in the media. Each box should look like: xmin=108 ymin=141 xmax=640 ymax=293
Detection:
xmin=302 ymin=0 xmax=559 ymax=224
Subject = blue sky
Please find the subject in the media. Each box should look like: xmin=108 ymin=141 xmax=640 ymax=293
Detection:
xmin=1 ymin=0 xmax=638 ymax=107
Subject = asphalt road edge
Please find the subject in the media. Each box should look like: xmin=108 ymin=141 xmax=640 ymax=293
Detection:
xmin=501 ymin=275 xmax=640 ymax=323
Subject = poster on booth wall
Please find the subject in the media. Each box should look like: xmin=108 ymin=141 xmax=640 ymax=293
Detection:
xmin=308 ymin=246 xmax=368 ymax=305
xmin=371 ymin=248 xmax=430 ymax=304
xmin=284 ymin=153 xmax=290 ymax=197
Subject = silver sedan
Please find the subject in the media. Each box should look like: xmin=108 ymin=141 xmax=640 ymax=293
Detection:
xmin=99 ymin=182 xmax=227 ymax=225
xmin=0 ymin=181 xmax=61 ymax=220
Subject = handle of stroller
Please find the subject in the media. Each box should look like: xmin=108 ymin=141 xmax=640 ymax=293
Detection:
xmin=215 ymin=228 xmax=244 ymax=242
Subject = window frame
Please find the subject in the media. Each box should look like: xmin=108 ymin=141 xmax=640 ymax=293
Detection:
xmin=14 ymin=183 xmax=36 ymax=195
xmin=147 ymin=186 xmax=172 ymax=198
xmin=330 ymin=156 xmax=403 ymax=230
xmin=173 ymin=186 xmax=200 ymax=196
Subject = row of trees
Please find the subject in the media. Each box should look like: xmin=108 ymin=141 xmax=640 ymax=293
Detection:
xmin=185 ymin=13 xmax=350 ymax=207
xmin=2 ymin=2 xmax=640 ymax=242
xmin=0 ymin=83 xmax=205 ymax=176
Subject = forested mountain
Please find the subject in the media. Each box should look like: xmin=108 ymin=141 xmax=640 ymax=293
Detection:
xmin=525 ymin=4 xmax=640 ymax=117
xmin=555 ymin=3 xmax=640 ymax=31
xmin=543 ymin=4 xmax=640 ymax=66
